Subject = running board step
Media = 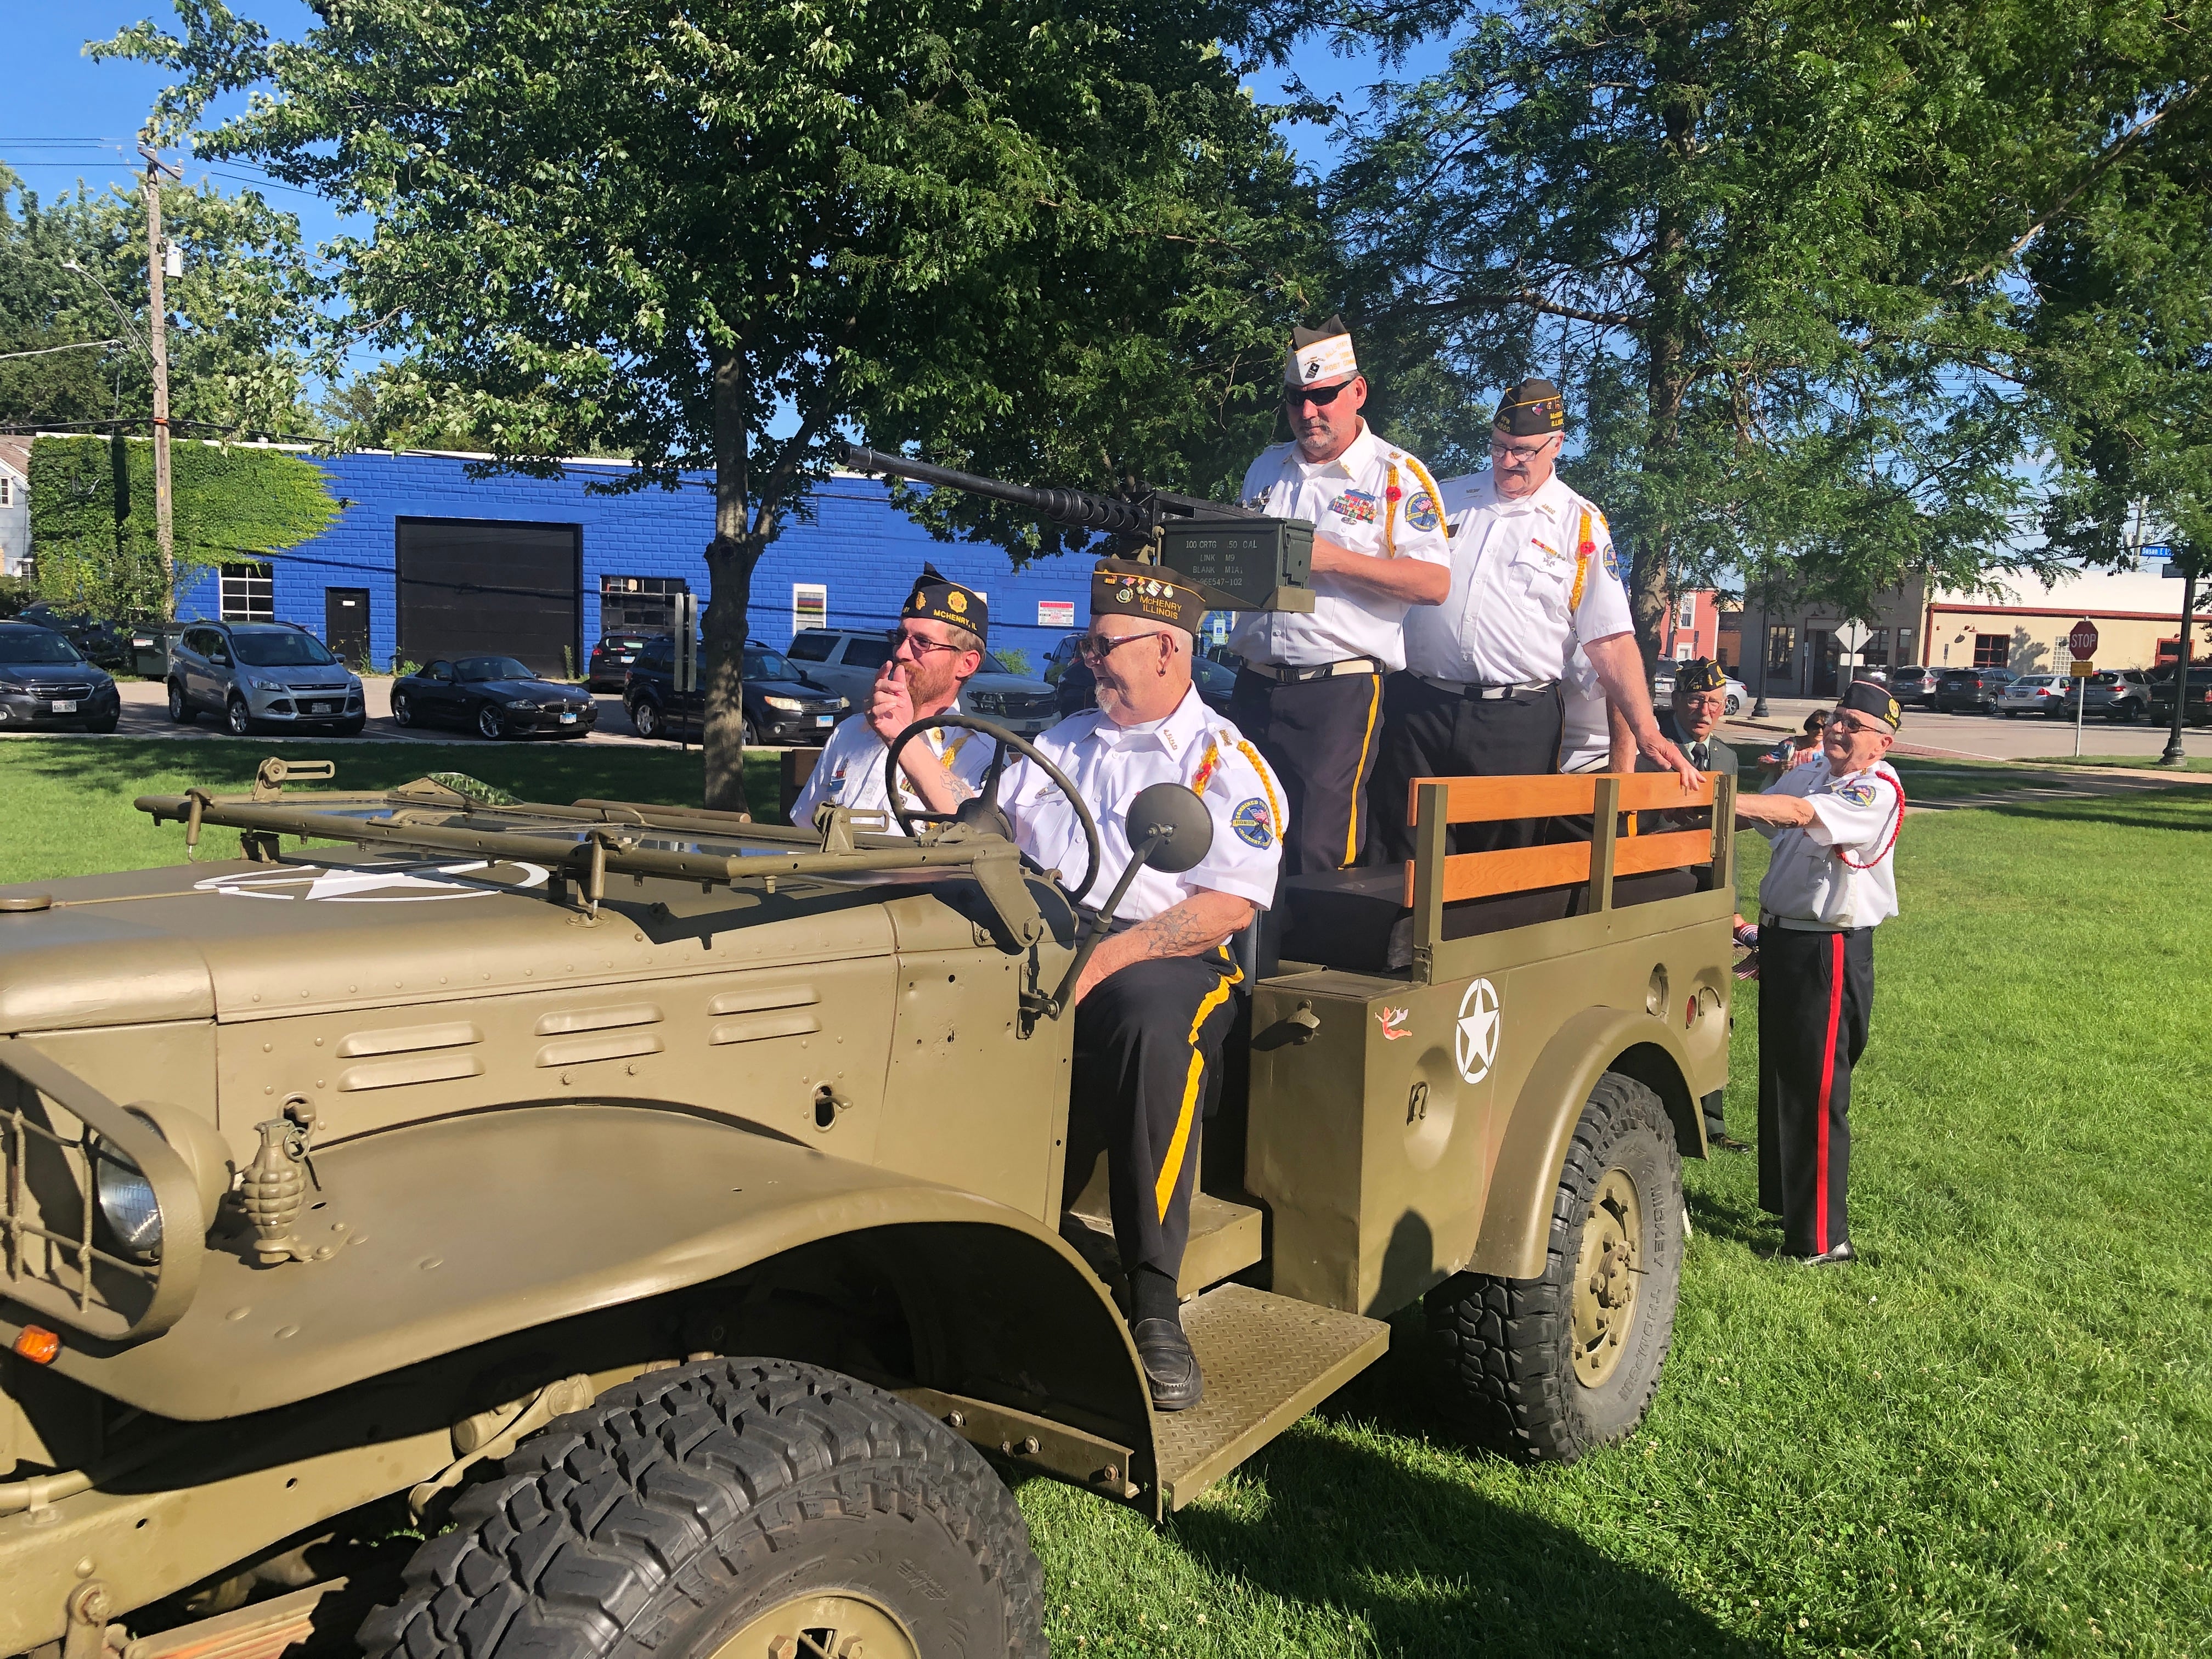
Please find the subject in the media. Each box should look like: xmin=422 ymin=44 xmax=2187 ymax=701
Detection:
xmin=1062 ymin=1189 xmax=1264 ymax=1300
xmin=1152 ymin=1283 xmax=1390 ymax=1510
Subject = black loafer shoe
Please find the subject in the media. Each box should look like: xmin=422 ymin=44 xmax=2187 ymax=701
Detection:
xmin=1795 ymin=1241 xmax=1856 ymax=1266
xmin=1130 ymin=1318 xmax=1204 ymax=1412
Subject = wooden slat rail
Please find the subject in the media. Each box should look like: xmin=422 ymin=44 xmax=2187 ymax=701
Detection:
xmin=1401 ymin=771 xmax=1737 ymax=982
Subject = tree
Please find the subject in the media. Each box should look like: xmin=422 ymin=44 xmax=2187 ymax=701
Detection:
xmin=0 ymin=163 xmax=324 ymax=437
xmin=101 ymin=0 xmax=1321 ymax=809
xmin=1303 ymin=0 xmax=2048 ymax=662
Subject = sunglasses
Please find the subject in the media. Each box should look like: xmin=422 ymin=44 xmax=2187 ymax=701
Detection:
xmin=1284 ymin=382 xmax=1353 ymax=409
xmin=1826 ymin=714 xmax=1888 ymax=737
xmin=1074 ymin=630 xmax=1169 ymax=665
xmin=891 ymin=629 xmax=971 ymax=659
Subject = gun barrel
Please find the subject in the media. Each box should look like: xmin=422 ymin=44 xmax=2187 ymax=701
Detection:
xmin=846 ymin=445 xmax=1154 ymax=536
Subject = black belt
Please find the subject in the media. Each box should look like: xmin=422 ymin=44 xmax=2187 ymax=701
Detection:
xmin=1412 ymin=673 xmax=1560 ymax=701
xmin=1238 ymin=657 xmax=1381 ymax=683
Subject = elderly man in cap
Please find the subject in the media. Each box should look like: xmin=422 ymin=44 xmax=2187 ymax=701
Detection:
xmin=792 ymin=564 xmax=996 ymax=832
xmin=902 ymin=559 xmax=1285 ymax=1410
xmin=1374 ymin=378 xmax=1694 ymax=860
xmin=1734 ymin=679 xmax=1906 ymax=1265
xmin=1227 ymin=316 xmax=1451 ymax=874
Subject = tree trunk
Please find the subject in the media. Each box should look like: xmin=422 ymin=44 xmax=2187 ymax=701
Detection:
xmin=1630 ymin=13 xmax=1697 ymax=680
xmin=702 ymin=341 xmax=758 ymax=814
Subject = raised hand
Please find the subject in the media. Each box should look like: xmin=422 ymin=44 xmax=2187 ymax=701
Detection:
xmin=868 ymin=659 xmax=916 ymax=748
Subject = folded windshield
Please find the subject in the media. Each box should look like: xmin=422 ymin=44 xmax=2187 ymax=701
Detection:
xmin=457 ymin=656 xmax=535 ymax=683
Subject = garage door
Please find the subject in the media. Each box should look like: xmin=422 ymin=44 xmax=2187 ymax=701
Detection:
xmin=394 ymin=517 xmax=580 ymax=675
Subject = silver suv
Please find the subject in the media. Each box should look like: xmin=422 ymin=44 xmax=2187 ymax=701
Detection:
xmin=167 ymin=620 xmax=366 ymax=735
xmin=785 ymin=626 xmax=1059 ymax=735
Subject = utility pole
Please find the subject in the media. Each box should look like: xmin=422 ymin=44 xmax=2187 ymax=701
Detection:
xmin=2162 ymin=555 xmax=2197 ymax=768
xmin=141 ymin=141 xmax=183 ymax=619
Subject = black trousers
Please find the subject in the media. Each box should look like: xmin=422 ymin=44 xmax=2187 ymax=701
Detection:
xmin=1228 ymin=670 xmax=1383 ymax=875
xmin=1069 ymin=950 xmax=1243 ymax=1282
xmin=1757 ymin=926 xmax=1875 ymax=1255
xmin=1368 ymin=673 xmax=1565 ymax=862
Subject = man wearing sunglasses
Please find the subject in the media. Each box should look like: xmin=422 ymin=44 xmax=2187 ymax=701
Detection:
xmin=898 ymin=561 xmax=1285 ymax=1412
xmin=1734 ymin=679 xmax=1906 ymax=1266
xmin=1225 ymin=317 xmax=1452 ymax=874
xmin=1374 ymin=377 xmax=1695 ymax=861
xmin=791 ymin=565 xmax=996 ymax=831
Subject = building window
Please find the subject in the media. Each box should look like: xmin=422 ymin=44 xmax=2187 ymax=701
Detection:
xmin=1677 ymin=594 xmax=1697 ymax=629
xmin=1860 ymin=629 xmax=1889 ymax=668
xmin=1896 ymin=628 xmax=1917 ymax=666
xmin=0 ymin=475 xmax=14 ymax=506
xmin=1973 ymin=633 xmax=2008 ymax=668
xmin=1674 ymin=639 xmax=1694 ymax=661
xmin=220 ymin=561 xmax=273 ymax=622
xmin=1766 ymin=624 xmax=1795 ymax=678
xmin=600 ymin=574 xmax=687 ymax=635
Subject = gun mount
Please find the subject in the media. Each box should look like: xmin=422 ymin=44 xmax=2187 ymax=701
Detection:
xmin=845 ymin=443 xmax=1316 ymax=612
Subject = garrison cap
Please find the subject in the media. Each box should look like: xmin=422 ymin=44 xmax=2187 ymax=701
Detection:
xmin=1838 ymin=678 xmax=1901 ymax=731
xmin=1091 ymin=557 xmax=1217 ymax=634
xmin=901 ymin=563 xmax=986 ymax=642
xmin=1285 ymin=314 xmax=1359 ymax=388
xmin=1674 ymin=657 xmax=1729 ymax=694
xmin=1495 ymin=376 xmax=1566 ymax=437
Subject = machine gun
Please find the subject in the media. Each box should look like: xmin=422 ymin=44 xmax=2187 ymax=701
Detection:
xmin=844 ymin=443 xmax=1315 ymax=612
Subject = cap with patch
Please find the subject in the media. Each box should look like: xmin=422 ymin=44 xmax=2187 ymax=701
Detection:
xmin=1674 ymin=657 xmax=1728 ymax=694
xmin=1091 ymin=558 xmax=1215 ymax=634
xmin=901 ymin=563 xmax=987 ymax=642
xmin=1838 ymin=678 xmax=1901 ymax=730
xmin=1495 ymin=377 xmax=1566 ymax=437
xmin=1284 ymin=314 xmax=1358 ymax=388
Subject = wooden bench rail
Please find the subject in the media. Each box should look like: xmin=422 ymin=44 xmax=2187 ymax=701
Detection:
xmin=1407 ymin=770 xmax=1716 ymax=826
xmin=1398 ymin=828 xmax=1714 ymax=908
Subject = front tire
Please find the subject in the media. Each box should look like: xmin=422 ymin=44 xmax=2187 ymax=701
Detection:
xmin=224 ymin=696 xmax=254 ymax=737
xmin=476 ymin=704 xmax=507 ymax=741
xmin=1424 ymin=1071 xmax=1684 ymax=1464
xmin=359 ymin=1357 xmax=1045 ymax=1659
xmin=630 ymin=699 xmax=662 ymax=740
xmin=166 ymin=681 xmax=196 ymax=725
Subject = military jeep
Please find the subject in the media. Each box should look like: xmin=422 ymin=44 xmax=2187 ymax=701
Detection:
xmin=0 ymin=740 xmax=1736 ymax=1659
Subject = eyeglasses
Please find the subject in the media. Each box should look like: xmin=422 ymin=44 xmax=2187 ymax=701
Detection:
xmin=1284 ymin=381 xmax=1353 ymax=409
xmin=1826 ymin=714 xmax=1887 ymax=737
xmin=1074 ymin=630 xmax=1169 ymax=665
xmin=1488 ymin=436 xmax=1558 ymax=464
xmin=1679 ymin=693 xmax=1728 ymax=712
xmin=891 ymin=629 xmax=970 ymax=659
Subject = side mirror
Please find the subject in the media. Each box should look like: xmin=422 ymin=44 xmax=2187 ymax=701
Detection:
xmin=1125 ymin=782 xmax=1212 ymax=874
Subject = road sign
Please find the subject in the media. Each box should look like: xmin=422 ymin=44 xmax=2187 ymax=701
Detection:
xmin=1834 ymin=620 xmax=1871 ymax=653
xmin=2070 ymin=659 xmax=2094 ymax=677
xmin=2164 ymin=563 xmax=2187 ymax=580
xmin=2068 ymin=619 xmax=2100 ymax=659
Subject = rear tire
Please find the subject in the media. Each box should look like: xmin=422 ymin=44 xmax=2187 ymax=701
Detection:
xmin=391 ymin=691 xmax=415 ymax=728
xmin=1425 ymin=1071 xmax=1684 ymax=1465
xmin=166 ymin=681 xmax=196 ymax=725
xmin=359 ymin=1357 xmax=1045 ymax=1659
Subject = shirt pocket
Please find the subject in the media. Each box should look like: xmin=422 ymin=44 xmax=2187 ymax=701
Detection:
xmin=1508 ymin=540 xmax=1575 ymax=617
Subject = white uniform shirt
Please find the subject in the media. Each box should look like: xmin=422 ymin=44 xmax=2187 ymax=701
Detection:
xmin=791 ymin=713 xmax=996 ymax=834
xmin=1754 ymin=755 xmax=1903 ymax=929
xmin=1408 ymin=470 xmax=1635 ymax=685
xmin=1557 ymin=644 xmax=1611 ymax=772
xmin=1000 ymin=687 xmax=1285 ymax=920
xmin=1227 ymin=422 xmax=1452 ymax=673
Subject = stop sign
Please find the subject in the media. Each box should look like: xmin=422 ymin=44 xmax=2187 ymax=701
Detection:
xmin=2069 ymin=618 xmax=2100 ymax=659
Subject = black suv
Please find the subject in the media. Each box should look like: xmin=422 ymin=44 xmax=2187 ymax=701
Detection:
xmin=1934 ymin=664 xmax=2016 ymax=713
xmin=0 ymin=619 xmax=121 ymax=732
xmin=2147 ymin=665 xmax=2212 ymax=727
xmin=624 ymin=638 xmax=848 ymax=744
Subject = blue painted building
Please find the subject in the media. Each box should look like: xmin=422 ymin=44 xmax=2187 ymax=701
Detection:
xmin=174 ymin=450 xmax=1098 ymax=673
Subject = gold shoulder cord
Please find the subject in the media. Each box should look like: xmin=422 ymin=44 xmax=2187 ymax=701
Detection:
xmin=1234 ymin=739 xmax=1286 ymax=835
xmin=1384 ymin=460 xmax=1401 ymax=556
xmin=1570 ymin=507 xmax=1594 ymax=611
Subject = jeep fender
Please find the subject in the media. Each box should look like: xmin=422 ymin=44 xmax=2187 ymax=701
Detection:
xmin=9 ymin=1103 xmax=1153 ymax=1464
xmin=1466 ymin=1007 xmax=1703 ymax=1280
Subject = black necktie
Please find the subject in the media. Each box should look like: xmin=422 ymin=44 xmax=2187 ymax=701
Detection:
xmin=1692 ymin=742 xmax=1709 ymax=770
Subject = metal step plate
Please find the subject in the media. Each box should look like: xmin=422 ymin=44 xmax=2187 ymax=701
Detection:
xmin=1063 ymin=1189 xmax=1265 ymax=1299
xmin=1152 ymin=1283 xmax=1390 ymax=1510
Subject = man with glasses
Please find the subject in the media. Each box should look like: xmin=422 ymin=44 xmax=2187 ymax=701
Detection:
xmin=900 ymin=560 xmax=1284 ymax=1412
xmin=1226 ymin=317 xmax=1452 ymax=874
xmin=1375 ymin=377 xmax=1694 ymax=861
xmin=1734 ymin=680 xmax=1906 ymax=1265
xmin=791 ymin=565 xmax=996 ymax=831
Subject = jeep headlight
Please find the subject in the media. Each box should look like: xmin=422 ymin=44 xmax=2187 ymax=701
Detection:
xmin=763 ymin=696 xmax=803 ymax=712
xmin=94 ymin=1110 xmax=166 ymax=1259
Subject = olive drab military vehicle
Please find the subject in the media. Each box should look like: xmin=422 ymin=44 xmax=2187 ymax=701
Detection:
xmin=1 ymin=740 xmax=1737 ymax=1659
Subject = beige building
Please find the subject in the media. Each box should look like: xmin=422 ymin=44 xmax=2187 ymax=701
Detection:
xmin=1716 ymin=565 xmax=2210 ymax=697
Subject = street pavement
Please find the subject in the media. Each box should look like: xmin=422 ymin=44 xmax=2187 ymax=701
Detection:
xmin=1724 ymin=693 xmax=2212 ymax=764
xmin=72 ymin=676 xmax=675 ymax=747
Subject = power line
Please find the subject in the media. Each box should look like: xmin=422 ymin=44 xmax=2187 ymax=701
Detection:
xmin=0 ymin=339 xmax=125 ymax=362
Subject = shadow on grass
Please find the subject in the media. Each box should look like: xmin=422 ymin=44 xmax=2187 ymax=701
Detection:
xmin=1149 ymin=1341 xmax=1780 ymax=1658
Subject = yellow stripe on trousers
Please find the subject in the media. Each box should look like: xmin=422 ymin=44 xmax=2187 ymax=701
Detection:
xmin=1345 ymin=673 xmax=1380 ymax=867
xmin=1154 ymin=964 xmax=1245 ymax=1222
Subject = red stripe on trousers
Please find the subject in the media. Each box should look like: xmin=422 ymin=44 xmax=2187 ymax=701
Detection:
xmin=1814 ymin=930 xmax=1846 ymax=1252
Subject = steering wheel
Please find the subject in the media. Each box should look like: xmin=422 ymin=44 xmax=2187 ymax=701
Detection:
xmin=880 ymin=713 xmax=1102 ymax=905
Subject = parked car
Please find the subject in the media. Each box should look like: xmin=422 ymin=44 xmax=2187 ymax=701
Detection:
xmin=1995 ymin=673 xmax=2072 ymax=718
xmin=1652 ymin=662 xmax=1751 ymax=714
xmin=2147 ymin=665 xmax=2212 ymax=727
xmin=1053 ymin=649 xmax=1239 ymax=719
xmin=625 ymin=636 xmax=848 ymax=744
xmin=0 ymin=619 xmax=121 ymax=731
xmin=1890 ymin=665 xmax=1934 ymax=705
xmin=17 ymin=601 xmax=132 ymax=672
xmin=1934 ymin=664 xmax=2016 ymax=712
xmin=787 ymin=626 xmax=1059 ymax=735
xmin=125 ymin=620 xmax=188 ymax=679
xmin=586 ymin=631 xmax=665 ymax=691
xmin=389 ymin=654 xmax=596 ymax=740
xmin=167 ymin=619 xmax=366 ymax=735
xmin=2081 ymin=668 xmax=2153 ymax=722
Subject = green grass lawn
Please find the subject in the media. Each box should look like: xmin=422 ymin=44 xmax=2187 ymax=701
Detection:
xmin=2024 ymin=754 xmax=2212 ymax=774
xmin=3 ymin=741 xmax=2207 ymax=1654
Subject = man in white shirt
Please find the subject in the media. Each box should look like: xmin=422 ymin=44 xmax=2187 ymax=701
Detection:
xmin=1228 ymin=317 xmax=1451 ymax=873
xmin=902 ymin=559 xmax=1285 ymax=1412
xmin=791 ymin=566 xmax=996 ymax=831
xmin=1374 ymin=378 xmax=1692 ymax=860
xmin=1735 ymin=679 xmax=1906 ymax=1265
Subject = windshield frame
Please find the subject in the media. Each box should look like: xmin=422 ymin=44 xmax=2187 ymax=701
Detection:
xmin=456 ymin=656 xmax=537 ymax=684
